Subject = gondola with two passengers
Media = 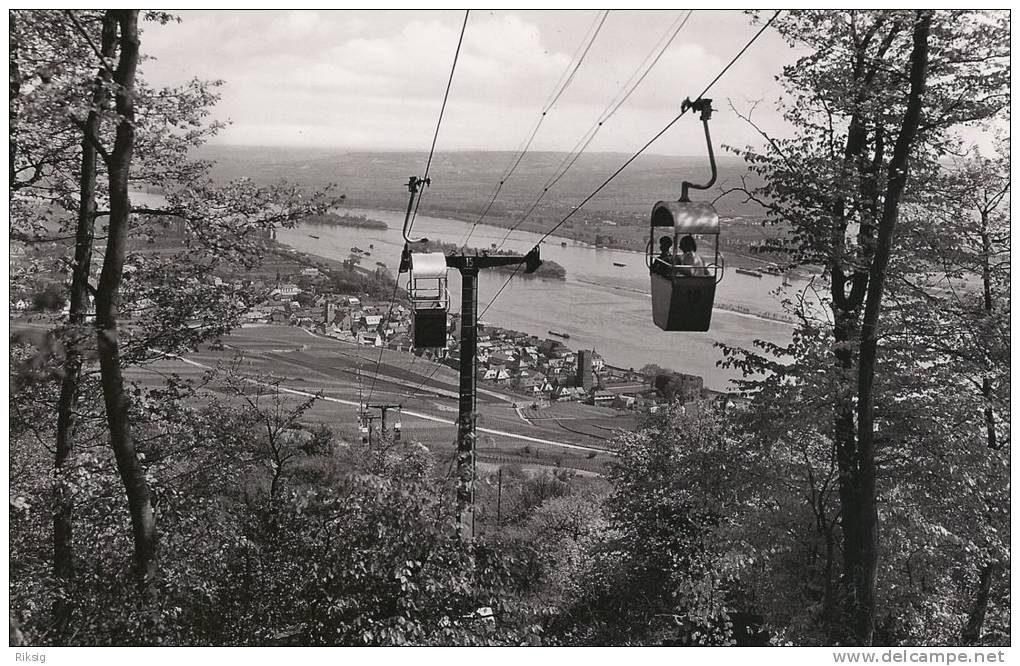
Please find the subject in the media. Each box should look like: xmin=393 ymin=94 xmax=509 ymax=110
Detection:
xmin=647 ymin=97 xmax=725 ymax=332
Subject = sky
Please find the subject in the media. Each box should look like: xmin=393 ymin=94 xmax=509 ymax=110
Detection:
xmin=138 ymin=10 xmax=800 ymax=156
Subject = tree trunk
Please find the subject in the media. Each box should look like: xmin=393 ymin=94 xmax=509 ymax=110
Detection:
xmin=831 ymin=298 xmax=861 ymax=644
xmin=978 ymin=213 xmax=997 ymax=449
xmin=962 ymin=184 xmax=1004 ymax=646
xmin=827 ymin=63 xmax=870 ymax=648
xmin=849 ymin=10 xmax=931 ymax=646
xmin=9 ymin=14 xmax=20 ymax=190
xmin=825 ymin=17 xmax=910 ymax=646
xmin=94 ymin=9 xmax=156 ymax=591
xmin=53 ymin=13 xmax=117 ymax=635
xmin=821 ymin=525 xmax=838 ymax=628
xmin=962 ymin=562 xmax=1000 ymax=644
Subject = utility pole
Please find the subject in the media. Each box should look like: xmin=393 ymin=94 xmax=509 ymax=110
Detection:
xmin=445 ymin=249 xmax=542 ymax=539
xmin=359 ymin=412 xmax=377 ymax=445
xmin=368 ymin=403 xmax=402 ymax=441
xmin=496 ymin=467 xmax=503 ymax=527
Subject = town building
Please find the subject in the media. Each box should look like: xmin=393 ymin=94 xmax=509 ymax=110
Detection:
xmin=576 ymin=349 xmax=593 ymax=390
xmin=271 ymin=283 xmax=301 ymax=299
xmin=323 ymin=301 xmax=337 ymax=325
xmin=673 ymin=373 xmax=705 ymax=403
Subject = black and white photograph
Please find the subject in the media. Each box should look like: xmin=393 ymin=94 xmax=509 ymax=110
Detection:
xmin=6 ymin=6 xmax=1012 ymax=657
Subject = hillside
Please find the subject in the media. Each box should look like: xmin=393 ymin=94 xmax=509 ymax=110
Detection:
xmin=194 ymin=145 xmax=782 ymax=259
xmin=196 ymin=146 xmax=761 ymax=217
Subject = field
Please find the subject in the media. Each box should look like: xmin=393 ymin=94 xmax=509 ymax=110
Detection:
xmin=123 ymin=324 xmax=632 ymax=474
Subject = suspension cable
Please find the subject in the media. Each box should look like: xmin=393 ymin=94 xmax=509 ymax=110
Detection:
xmin=493 ymin=10 xmax=694 ymax=251
xmin=544 ymin=10 xmax=609 ymax=110
xmin=365 ymin=10 xmax=469 ymax=406
xmin=460 ymin=10 xmax=609 ymax=248
xmin=406 ymin=9 xmax=470 ymax=238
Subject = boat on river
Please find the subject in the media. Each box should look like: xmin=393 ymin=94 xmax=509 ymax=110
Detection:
xmin=308 ymin=234 xmax=320 ymax=239
xmin=548 ymin=330 xmax=571 ymax=340
xmin=736 ymin=268 xmax=763 ymax=278
xmin=613 ymin=262 xmax=626 ymax=267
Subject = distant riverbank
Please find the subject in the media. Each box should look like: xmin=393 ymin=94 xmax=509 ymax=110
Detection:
xmin=338 ymin=202 xmax=790 ymax=273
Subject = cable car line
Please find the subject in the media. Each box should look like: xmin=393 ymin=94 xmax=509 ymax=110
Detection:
xmin=478 ymin=10 xmax=781 ymax=320
xmin=460 ymin=10 xmax=609 ymax=249
xmin=407 ymin=9 xmax=470 ymax=239
xmin=600 ymin=10 xmax=693 ymax=123
xmin=365 ymin=10 xmax=469 ymax=407
xmin=392 ymin=10 xmax=470 ymax=385
xmin=395 ymin=11 xmax=778 ymax=420
xmin=543 ymin=10 xmax=609 ymax=110
xmin=403 ymin=351 xmax=452 ymax=401
xmin=421 ymin=10 xmax=611 ymax=399
xmin=538 ymin=10 xmax=778 ymax=245
xmin=493 ymin=10 xmax=694 ymax=252
xmin=378 ymin=11 xmax=776 ymax=539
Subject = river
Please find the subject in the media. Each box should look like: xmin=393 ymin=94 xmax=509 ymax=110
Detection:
xmin=278 ymin=208 xmax=808 ymax=391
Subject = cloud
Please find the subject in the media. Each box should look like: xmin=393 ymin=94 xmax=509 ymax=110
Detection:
xmin=138 ymin=10 xmax=795 ymax=153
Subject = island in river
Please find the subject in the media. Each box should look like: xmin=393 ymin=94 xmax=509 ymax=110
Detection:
xmin=302 ymin=212 xmax=387 ymax=230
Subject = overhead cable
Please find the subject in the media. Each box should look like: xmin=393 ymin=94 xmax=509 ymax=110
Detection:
xmin=460 ymin=10 xmax=610 ymax=248
xmin=366 ymin=10 xmax=469 ymax=406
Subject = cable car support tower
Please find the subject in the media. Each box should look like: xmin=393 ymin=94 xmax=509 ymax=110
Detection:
xmin=398 ymin=175 xmax=542 ymax=538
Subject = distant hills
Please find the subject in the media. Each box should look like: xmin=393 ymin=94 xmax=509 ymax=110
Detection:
xmin=194 ymin=145 xmax=766 ymax=224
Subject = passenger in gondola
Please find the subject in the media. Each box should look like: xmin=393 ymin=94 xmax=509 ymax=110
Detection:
xmin=658 ymin=235 xmax=673 ymax=262
xmin=653 ymin=236 xmax=674 ymax=277
xmin=677 ymin=234 xmax=709 ymax=276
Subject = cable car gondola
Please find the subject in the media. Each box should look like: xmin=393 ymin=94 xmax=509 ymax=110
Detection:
xmin=405 ymin=251 xmax=450 ymax=348
xmin=646 ymin=97 xmax=725 ymax=332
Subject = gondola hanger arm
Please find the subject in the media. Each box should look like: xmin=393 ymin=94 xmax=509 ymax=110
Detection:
xmin=401 ymin=175 xmax=431 ymax=244
xmin=679 ymin=97 xmax=717 ymax=202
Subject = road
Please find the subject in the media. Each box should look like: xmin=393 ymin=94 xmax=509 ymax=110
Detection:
xmin=130 ymin=325 xmax=638 ymax=472
xmin=162 ymin=350 xmax=609 ymax=454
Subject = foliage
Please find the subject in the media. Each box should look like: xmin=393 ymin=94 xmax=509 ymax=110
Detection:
xmin=7 ymin=8 xmax=1011 ymax=648
xmin=539 ymin=407 xmax=749 ymax=645
xmin=205 ymin=473 xmax=530 ymax=645
xmin=9 ymin=7 xmax=346 ymax=635
xmin=327 ymin=263 xmax=405 ymax=301
xmin=8 ymin=356 xmax=549 ymax=645
xmin=720 ymin=8 xmax=1009 ymax=645
xmin=29 ymin=282 xmax=68 ymax=312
